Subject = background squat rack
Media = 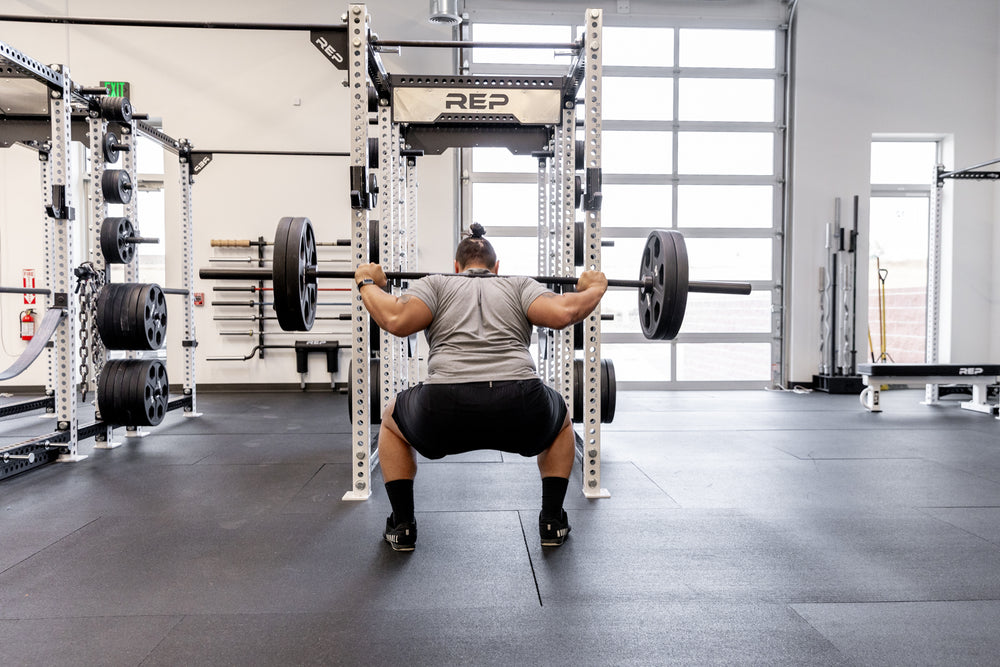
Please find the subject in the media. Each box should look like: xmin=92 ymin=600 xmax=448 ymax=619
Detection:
xmin=0 ymin=39 xmax=200 ymax=480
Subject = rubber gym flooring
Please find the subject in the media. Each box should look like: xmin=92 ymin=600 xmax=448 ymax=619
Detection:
xmin=2 ymin=387 xmax=1000 ymax=666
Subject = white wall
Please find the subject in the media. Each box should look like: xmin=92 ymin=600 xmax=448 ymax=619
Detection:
xmin=789 ymin=0 xmax=998 ymax=382
xmin=4 ymin=0 xmax=1000 ymax=389
xmin=0 ymin=0 xmax=457 ymax=388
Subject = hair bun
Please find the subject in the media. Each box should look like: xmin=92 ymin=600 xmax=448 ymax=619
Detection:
xmin=469 ymin=222 xmax=486 ymax=238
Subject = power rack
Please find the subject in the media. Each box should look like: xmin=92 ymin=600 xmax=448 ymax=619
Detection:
xmin=323 ymin=5 xmax=609 ymax=500
xmin=0 ymin=38 xmax=200 ymax=480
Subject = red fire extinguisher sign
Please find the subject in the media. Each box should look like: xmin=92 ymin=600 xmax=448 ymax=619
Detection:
xmin=22 ymin=269 xmax=35 ymax=305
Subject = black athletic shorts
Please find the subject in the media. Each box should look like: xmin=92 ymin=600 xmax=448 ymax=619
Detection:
xmin=391 ymin=379 xmax=568 ymax=460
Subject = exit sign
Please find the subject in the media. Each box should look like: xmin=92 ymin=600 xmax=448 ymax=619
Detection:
xmin=100 ymin=81 xmax=131 ymax=99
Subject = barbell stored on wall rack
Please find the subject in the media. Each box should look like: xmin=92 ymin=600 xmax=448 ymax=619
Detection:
xmin=0 ymin=284 xmax=189 ymax=297
xmin=207 ymin=256 xmax=351 ymax=264
xmin=212 ymin=314 xmax=352 ymax=322
xmin=198 ymin=217 xmax=753 ymax=339
xmin=213 ymin=224 xmax=383 ymax=263
xmin=211 ymin=300 xmax=350 ymax=308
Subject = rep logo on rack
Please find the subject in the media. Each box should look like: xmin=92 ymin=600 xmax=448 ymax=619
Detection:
xmin=444 ymin=92 xmax=510 ymax=110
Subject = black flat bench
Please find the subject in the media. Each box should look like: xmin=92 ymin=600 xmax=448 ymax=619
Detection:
xmin=857 ymin=363 xmax=1000 ymax=416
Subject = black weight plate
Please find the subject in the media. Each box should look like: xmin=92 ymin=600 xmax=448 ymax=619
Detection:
xmin=100 ymin=217 xmax=136 ymax=264
xmin=574 ymin=321 xmax=583 ymax=350
xmin=135 ymin=359 xmax=168 ymax=426
xmin=94 ymin=286 xmax=115 ymax=349
xmin=638 ymin=229 xmax=688 ymax=341
xmin=368 ymin=221 xmax=379 ymax=263
xmin=572 ymin=358 xmax=615 ymax=424
xmin=96 ymin=359 xmax=119 ymax=420
xmin=99 ymin=96 xmax=132 ymax=123
xmin=102 ymin=131 xmax=120 ymax=164
xmin=574 ymin=174 xmax=583 ymax=210
xmin=101 ymin=169 xmax=132 ymax=204
xmin=110 ymin=284 xmax=134 ymax=349
xmin=368 ymin=137 xmax=379 ymax=169
xmin=95 ymin=284 xmax=130 ymax=349
xmin=147 ymin=360 xmax=169 ymax=426
xmin=272 ymin=216 xmax=294 ymax=327
xmin=574 ymin=221 xmax=584 ymax=267
xmin=133 ymin=284 xmax=167 ymax=350
xmin=121 ymin=283 xmax=146 ymax=349
xmin=367 ymin=83 xmax=379 ymax=112
xmin=272 ymin=217 xmax=317 ymax=331
xmin=370 ymin=357 xmax=381 ymax=425
xmin=370 ymin=316 xmax=380 ymax=352
xmin=575 ymin=139 xmax=585 ymax=171
xmin=602 ymin=358 xmax=617 ymax=424
xmin=122 ymin=359 xmax=145 ymax=425
xmin=112 ymin=357 xmax=132 ymax=423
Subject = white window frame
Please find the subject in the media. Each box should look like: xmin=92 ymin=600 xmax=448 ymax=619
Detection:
xmin=463 ymin=11 xmax=788 ymax=390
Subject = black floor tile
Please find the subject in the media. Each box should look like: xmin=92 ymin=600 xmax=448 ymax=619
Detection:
xmin=0 ymin=615 xmax=182 ymax=667
xmin=141 ymin=604 xmax=849 ymax=667
xmin=0 ymin=514 xmax=98 ymax=573
xmin=530 ymin=507 xmax=1000 ymax=604
xmin=792 ymin=601 xmax=1000 ymax=667
xmin=0 ymin=510 xmax=538 ymax=618
xmin=920 ymin=506 xmax=1000 ymax=546
xmin=638 ymin=457 xmax=1000 ymax=509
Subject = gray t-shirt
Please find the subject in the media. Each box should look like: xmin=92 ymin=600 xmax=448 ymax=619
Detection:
xmin=405 ymin=270 xmax=551 ymax=383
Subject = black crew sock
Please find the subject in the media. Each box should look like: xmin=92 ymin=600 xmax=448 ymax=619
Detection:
xmin=385 ymin=479 xmax=415 ymax=525
xmin=540 ymin=476 xmax=570 ymax=520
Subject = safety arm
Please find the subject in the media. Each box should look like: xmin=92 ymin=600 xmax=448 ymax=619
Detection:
xmin=526 ymin=287 xmax=604 ymax=330
xmin=358 ymin=284 xmax=433 ymax=337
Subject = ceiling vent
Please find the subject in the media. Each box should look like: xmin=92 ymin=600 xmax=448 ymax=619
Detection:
xmin=429 ymin=0 xmax=461 ymax=25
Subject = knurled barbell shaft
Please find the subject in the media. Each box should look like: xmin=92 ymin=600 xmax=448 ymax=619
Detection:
xmin=197 ymin=267 xmax=751 ymax=296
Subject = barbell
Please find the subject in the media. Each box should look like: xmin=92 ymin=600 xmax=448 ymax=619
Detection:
xmin=198 ymin=217 xmax=753 ymax=339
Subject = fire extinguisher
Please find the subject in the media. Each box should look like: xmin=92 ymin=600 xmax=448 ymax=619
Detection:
xmin=20 ymin=309 xmax=35 ymax=341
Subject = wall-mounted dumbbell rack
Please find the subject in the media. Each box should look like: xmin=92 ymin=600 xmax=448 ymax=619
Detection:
xmin=329 ymin=4 xmax=608 ymax=500
xmin=0 ymin=38 xmax=198 ymax=480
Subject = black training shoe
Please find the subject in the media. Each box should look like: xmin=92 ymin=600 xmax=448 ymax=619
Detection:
xmin=539 ymin=510 xmax=571 ymax=547
xmin=383 ymin=515 xmax=417 ymax=552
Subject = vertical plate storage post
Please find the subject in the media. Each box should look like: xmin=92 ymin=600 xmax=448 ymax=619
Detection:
xmin=178 ymin=141 xmax=201 ymax=417
xmin=88 ymin=115 xmax=114 ymax=447
xmin=120 ymin=118 xmax=139 ymax=286
xmin=119 ymin=115 xmax=142 ymax=436
xmin=405 ymin=155 xmax=419 ymax=384
xmin=345 ymin=3 xmax=373 ymax=501
xmin=48 ymin=66 xmax=82 ymax=462
xmin=581 ymin=9 xmax=608 ymax=498
xmin=924 ymin=170 xmax=944 ymax=404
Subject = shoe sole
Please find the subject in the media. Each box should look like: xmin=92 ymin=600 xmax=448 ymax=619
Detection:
xmin=384 ymin=536 xmax=416 ymax=552
xmin=540 ymin=537 xmax=567 ymax=547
